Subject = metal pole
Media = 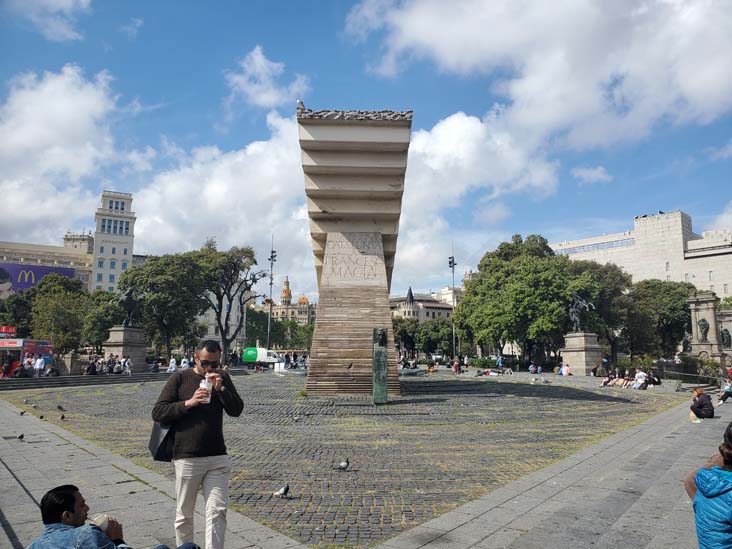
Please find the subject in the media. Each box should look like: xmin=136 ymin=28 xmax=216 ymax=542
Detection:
xmin=266 ymin=235 xmax=277 ymax=350
xmin=449 ymin=253 xmax=457 ymax=359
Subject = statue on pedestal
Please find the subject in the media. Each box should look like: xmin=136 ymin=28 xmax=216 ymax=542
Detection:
xmin=697 ymin=318 xmax=710 ymax=343
xmin=117 ymin=288 xmax=141 ymax=328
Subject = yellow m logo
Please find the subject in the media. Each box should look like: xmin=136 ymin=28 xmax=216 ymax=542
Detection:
xmin=17 ymin=270 xmax=35 ymax=284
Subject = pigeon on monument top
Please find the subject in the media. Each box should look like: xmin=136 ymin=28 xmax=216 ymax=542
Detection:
xmin=296 ymin=99 xmax=305 ymax=111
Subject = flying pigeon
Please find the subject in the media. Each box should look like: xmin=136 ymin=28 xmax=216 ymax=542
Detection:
xmin=57 ymin=405 xmax=65 ymax=411
xmin=17 ymin=433 xmax=24 ymax=441
xmin=345 ymin=362 xmax=353 ymax=370
xmin=273 ymin=483 xmax=289 ymax=498
xmin=19 ymin=411 xmax=25 ymax=416
xmin=338 ymin=458 xmax=349 ymax=471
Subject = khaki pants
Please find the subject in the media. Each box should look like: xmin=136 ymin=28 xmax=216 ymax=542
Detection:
xmin=173 ymin=455 xmax=232 ymax=549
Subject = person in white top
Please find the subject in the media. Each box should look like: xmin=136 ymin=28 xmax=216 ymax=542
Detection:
xmin=167 ymin=357 xmax=178 ymax=373
xmin=123 ymin=356 xmax=133 ymax=376
xmin=34 ymin=355 xmax=45 ymax=378
xmin=632 ymin=369 xmax=648 ymax=389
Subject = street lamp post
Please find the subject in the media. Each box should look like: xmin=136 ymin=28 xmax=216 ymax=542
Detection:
xmin=266 ymin=236 xmax=277 ymax=350
xmin=448 ymin=254 xmax=457 ymax=359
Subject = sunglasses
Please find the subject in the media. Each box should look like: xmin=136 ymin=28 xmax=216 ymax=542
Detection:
xmin=198 ymin=359 xmax=221 ymax=368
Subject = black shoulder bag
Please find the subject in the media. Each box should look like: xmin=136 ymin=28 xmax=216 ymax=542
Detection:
xmin=148 ymin=372 xmax=182 ymax=462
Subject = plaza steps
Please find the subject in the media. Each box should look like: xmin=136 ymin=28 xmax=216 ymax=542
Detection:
xmin=0 ymin=369 xmax=250 ymax=392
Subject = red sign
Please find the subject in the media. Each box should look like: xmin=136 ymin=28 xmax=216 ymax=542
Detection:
xmin=0 ymin=326 xmax=17 ymax=336
xmin=0 ymin=339 xmax=22 ymax=347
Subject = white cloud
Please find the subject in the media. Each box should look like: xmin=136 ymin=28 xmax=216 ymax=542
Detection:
xmin=133 ymin=113 xmax=317 ymax=300
xmin=571 ymin=165 xmax=613 ymax=185
xmin=6 ymin=0 xmax=91 ymax=41
xmin=346 ymin=0 xmax=732 ymax=148
xmin=474 ymin=202 xmax=510 ymax=226
xmin=224 ymin=45 xmax=310 ymax=111
xmin=123 ymin=146 xmax=156 ymax=173
xmin=708 ymin=139 xmax=732 ymax=161
xmin=0 ymin=64 xmax=116 ymax=182
xmin=119 ymin=17 xmax=143 ymax=39
xmin=710 ymin=202 xmax=732 ymax=231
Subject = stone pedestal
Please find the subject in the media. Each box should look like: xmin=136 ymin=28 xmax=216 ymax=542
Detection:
xmin=104 ymin=326 xmax=147 ymax=372
xmin=561 ymin=332 xmax=604 ymax=376
xmin=688 ymin=291 xmax=726 ymax=365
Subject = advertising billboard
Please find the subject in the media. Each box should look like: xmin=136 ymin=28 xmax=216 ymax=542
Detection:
xmin=0 ymin=263 xmax=76 ymax=300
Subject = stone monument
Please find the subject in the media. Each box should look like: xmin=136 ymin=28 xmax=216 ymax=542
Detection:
xmin=297 ymin=103 xmax=412 ymax=395
xmin=104 ymin=289 xmax=146 ymax=372
xmin=560 ymin=294 xmax=604 ymax=375
xmin=688 ymin=290 xmax=726 ymax=364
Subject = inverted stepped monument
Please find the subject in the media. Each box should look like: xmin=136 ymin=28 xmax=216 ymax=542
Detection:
xmin=297 ymin=103 xmax=412 ymax=395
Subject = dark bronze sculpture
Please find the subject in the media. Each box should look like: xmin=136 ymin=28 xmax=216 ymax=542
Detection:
xmin=697 ymin=318 xmax=710 ymax=343
xmin=568 ymin=293 xmax=595 ymax=332
xmin=721 ymin=327 xmax=731 ymax=348
xmin=117 ymin=288 xmax=141 ymax=327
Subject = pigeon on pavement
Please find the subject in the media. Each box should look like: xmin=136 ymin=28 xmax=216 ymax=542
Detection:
xmin=19 ymin=411 xmax=26 ymax=416
xmin=273 ymin=483 xmax=290 ymax=498
xmin=23 ymin=399 xmax=29 ymax=404
xmin=338 ymin=458 xmax=349 ymax=471
xmin=39 ymin=415 xmax=44 ymax=420
xmin=17 ymin=433 xmax=24 ymax=441
xmin=57 ymin=405 xmax=65 ymax=411
xmin=60 ymin=414 xmax=66 ymax=420
xmin=32 ymin=404 xmax=38 ymax=409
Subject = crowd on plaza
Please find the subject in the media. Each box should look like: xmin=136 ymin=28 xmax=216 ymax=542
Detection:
xmin=1 ymin=353 xmax=60 ymax=378
xmin=83 ymin=354 xmax=134 ymax=376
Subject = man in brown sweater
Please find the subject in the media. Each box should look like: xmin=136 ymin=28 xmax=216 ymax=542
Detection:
xmin=152 ymin=340 xmax=244 ymax=549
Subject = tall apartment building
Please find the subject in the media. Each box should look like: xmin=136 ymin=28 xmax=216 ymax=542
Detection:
xmin=91 ymin=191 xmax=136 ymax=292
xmin=551 ymin=210 xmax=732 ymax=296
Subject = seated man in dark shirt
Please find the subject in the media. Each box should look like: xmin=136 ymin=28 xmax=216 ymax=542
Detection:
xmin=28 ymin=484 xmax=200 ymax=549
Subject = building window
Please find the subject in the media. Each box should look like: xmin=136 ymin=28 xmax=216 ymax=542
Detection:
xmin=96 ymin=285 xmax=101 ymax=290
xmin=108 ymin=286 xmax=113 ymax=291
xmin=123 ymin=248 xmax=128 ymax=255
xmin=109 ymin=200 xmax=113 ymax=210
xmin=121 ymin=262 xmax=128 ymax=270
xmin=665 ymin=262 xmax=670 ymax=272
xmin=108 ymin=274 xmax=115 ymax=283
xmin=98 ymin=260 xmax=104 ymax=268
xmin=100 ymin=245 xmax=104 ymax=254
xmin=120 ymin=201 xmax=125 ymax=211
xmin=125 ymin=221 xmax=130 ymax=235
xmin=96 ymin=274 xmax=102 ymax=282
xmin=113 ymin=220 xmax=119 ymax=234
xmin=110 ymin=260 xmax=116 ymax=270
xmin=114 ymin=200 xmax=119 ymax=210
xmin=112 ymin=247 xmax=116 ymax=255
xmin=101 ymin=219 xmax=106 ymax=233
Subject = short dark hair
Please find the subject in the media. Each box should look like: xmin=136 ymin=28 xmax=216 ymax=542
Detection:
xmin=724 ymin=421 xmax=732 ymax=446
xmin=196 ymin=339 xmax=222 ymax=353
xmin=40 ymin=485 xmax=78 ymax=524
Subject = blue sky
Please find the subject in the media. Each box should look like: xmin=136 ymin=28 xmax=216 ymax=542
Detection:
xmin=1 ymin=0 xmax=731 ymax=302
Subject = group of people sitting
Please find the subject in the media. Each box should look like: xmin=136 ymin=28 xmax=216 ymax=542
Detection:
xmin=2 ymin=353 xmax=60 ymax=378
xmin=84 ymin=354 xmax=133 ymax=376
xmin=598 ymin=367 xmax=661 ymax=389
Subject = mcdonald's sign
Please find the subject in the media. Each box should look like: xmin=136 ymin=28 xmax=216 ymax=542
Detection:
xmin=0 ymin=263 xmax=76 ymax=298
xmin=17 ymin=270 xmax=35 ymax=284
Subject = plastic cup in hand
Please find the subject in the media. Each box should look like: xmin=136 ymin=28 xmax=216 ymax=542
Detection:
xmin=200 ymin=378 xmax=212 ymax=404
xmin=90 ymin=513 xmax=109 ymax=532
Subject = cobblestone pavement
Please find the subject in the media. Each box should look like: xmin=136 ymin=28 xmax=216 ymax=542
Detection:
xmin=1 ymin=372 xmax=687 ymax=548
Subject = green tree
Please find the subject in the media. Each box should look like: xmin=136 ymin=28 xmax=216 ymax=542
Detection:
xmin=455 ymin=235 xmax=570 ymax=362
xmin=31 ymin=274 xmax=88 ymax=353
xmin=567 ymin=260 xmax=633 ymax=362
xmin=119 ymin=254 xmax=209 ymax=360
xmin=82 ymin=290 xmax=126 ymax=353
xmin=192 ymin=240 xmax=265 ymax=362
xmin=243 ymin=308 xmax=269 ymax=348
xmin=0 ymin=292 xmax=34 ymax=337
xmin=289 ymin=322 xmax=314 ymax=350
xmin=626 ymin=279 xmax=694 ymax=357
xmin=392 ymin=316 xmax=418 ymax=357
xmin=416 ymin=318 xmax=453 ymax=356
